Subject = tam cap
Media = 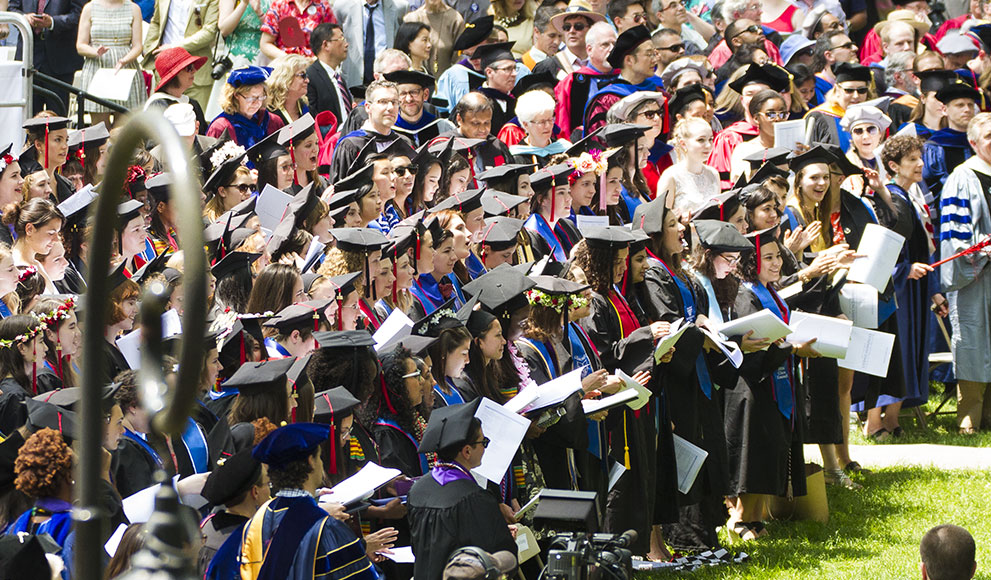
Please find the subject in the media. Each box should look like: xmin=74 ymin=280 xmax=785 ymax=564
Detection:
xmin=694 ymin=219 xmax=754 ymax=252
xmin=383 ymin=69 xmax=436 ymax=89
xmin=453 ymin=15 xmax=494 ymax=52
xmin=728 ymin=63 xmax=791 ymax=94
xmin=252 ymin=422 xmax=330 ymax=468
xmin=228 ymin=66 xmax=272 ymax=87
xmin=693 ymin=191 xmax=742 ymax=222
xmin=916 ymin=69 xmax=960 ymax=94
xmin=200 ymin=449 xmax=262 ymax=506
xmin=513 ymin=71 xmax=557 ymax=97
xmin=608 ymin=25 xmax=652 ymax=70
xmin=832 ymin=62 xmax=873 ymax=84
xmin=417 ymin=398 xmax=482 ymax=453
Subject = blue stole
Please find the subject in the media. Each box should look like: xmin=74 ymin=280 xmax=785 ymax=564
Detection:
xmin=519 ymin=337 xmax=560 ymax=379
xmin=395 ymin=109 xmax=437 ymax=132
xmin=214 ymin=111 xmax=271 ymax=151
xmin=0 ymin=300 xmax=11 ymax=319
xmin=618 ymin=185 xmax=642 ymax=225
xmin=433 ymin=380 xmax=466 ymax=406
xmin=6 ymin=500 xmax=74 ymax=546
xmin=929 ymin=127 xmax=970 ymax=149
xmin=370 ymin=203 xmax=402 ymax=234
xmin=181 ymin=418 xmax=210 ymax=473
xmin=568 ymin=323 xmax=605 ymax=463
xmin=568 ymin=206 xmax=596 ymax=226
xmin=743 ymin=281 xmax=794 ymax=419
xmin=256 ymin=496 xmax=329 ymax=580
xmin=140 ymin=238 xmax=156 ymax=262
xmin=374 ymin=417 xmax=429 ymax=475
xmin=693 ymin=273 xmax=724 ymax=325
xmin=206 ymin=521 xmax=247 ymax=580
xmin=374 ymin=299 xmax=393 ymax=318
xmin=525 ymin=213 xmax=566 ymax=261
xmin=123 ymin=429 xmax=164 ymax=470
xmin=412 ymin=273 xmax=463 ymax=314
xmin=264 ymin=338 xmax=291 ymax=359
xmin=466 ymin=251 xmax=487 ymax=280
xmin=830 ymin=115 xmax=851 ymax=152
xmin=656 ymin=258 xmax=713 ymax=398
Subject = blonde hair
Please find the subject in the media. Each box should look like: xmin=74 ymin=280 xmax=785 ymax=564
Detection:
xmin=0 ymin=244 xmax=20 ymax=314
xmin=21 ymin=172 xmax=48 ymax=202
xmin=220 ymin=83 xmax=268 ymax=116
xmin=670 ymin=117 xmax=711 ymax=158
xmin=203 ymin=165 xmax=252 ymax=221
xmin=266 ymin=54 xmax=311 ymax=112
xmin=714 ymin=67 xmax=746 ymax=119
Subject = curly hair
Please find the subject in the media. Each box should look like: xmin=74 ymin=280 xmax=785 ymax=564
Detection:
xmin=362 ymin=347 xmax=417 ymax=434
xmin=573 ymin=239 xmax=618 ymax=295
xmin=307 ymin=345 xmax=378 ymax=406
xmin=880 ymin=135 xmax=925 ymax=175
xmin=522 ymin=302 xmax=566 ymax=343
xmin=114 ymin=369 xmax=140 ymax=413
xmin=689 ymin=245 xmax=740 ymax=313
xmin=252 ymin=417 xmax=278 ymax=445
xmin=738 ymin=238 xmax=779 ymax=284
xmin=15 ymin=428 xmax=73 ymax=499
xmin=266 ymin=54 xmax=311 ymax=112
xmin=268 ymin=448 xmax=317 ymax=492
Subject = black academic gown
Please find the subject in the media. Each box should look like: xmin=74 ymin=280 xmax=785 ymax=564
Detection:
xmin=724 ymin=286 xmax=805 ymax=498
xmin=0 ymin=378 xmax=27 ymax=435
xmin=102 ymin=340 xmax=130 ymax=385
xmin=477 ymin=87 xmax=516 ymax=135
xmin=114 ymin=434 xmax=162 ymax=498
xmin=407 ymin=473 xmax=516 ymax=580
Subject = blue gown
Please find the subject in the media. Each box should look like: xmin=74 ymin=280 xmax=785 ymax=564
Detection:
xmin=923 ymin=128 xmax=973 ymax=199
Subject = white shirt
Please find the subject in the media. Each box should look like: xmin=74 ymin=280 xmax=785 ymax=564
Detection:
xmin=319 ymin=59 xmax=350 ymax=125
xmin=162 ymin=0 xmax=194 ymax=46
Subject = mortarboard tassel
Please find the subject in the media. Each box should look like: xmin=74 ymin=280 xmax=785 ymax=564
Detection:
xmin=756 ymin=232 xmax=762 ymax=274
xmin=44 ymin=122 xmax=49 ymax=169
xmin=289 ymin=140 xmax=299 ymax=186
xmin=380 ymin=374 xmax=397 ymax=414
xmin=323 ymin=393 xmax=337 ymax=475
xmin=599 ymin=172 xmax=608 ymax=213
xmin=392 ymin=261 xmax=397 ymax=304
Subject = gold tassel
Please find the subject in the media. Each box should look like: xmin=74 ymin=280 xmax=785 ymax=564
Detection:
xmin=623 ymin=412 xmax=631 ymax=470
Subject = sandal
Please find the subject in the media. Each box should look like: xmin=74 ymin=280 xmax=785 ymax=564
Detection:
xmin=825 ymin=468 xmax=863 ymax=490
xmin=843 ymin=461 xmax=871 ymax=475
xmin=892 ymin=426 xmax=904 ymax=438
xmin=728 ymin=521 xmax=762 ymax=541
xmin=867 ymin=428 xmax=890 ymax=442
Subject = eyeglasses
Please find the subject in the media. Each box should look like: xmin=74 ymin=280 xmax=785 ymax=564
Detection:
xmin=374 ymin=98 xmax=399 ymax=106
xmin=629 ymin=11 xmax=646 ymax=21
xmin=831 ymin=41 xmax=857 ymax=51
xmin=226 ymin=183 xmax=253 ymax=192
xmin=295 ymin=71 xmax=307 ymax=79
xmin=394 ymin=164 xmax=418 ymax=176
xmin=561 ymin=21 xmax=587 ymax=32
xmin=398 ymin=89 xmax=424 ymax=99
xmin=840 ymin=86 xmax=869 ymax=95
xmin=657 ymin=43 xmax=685 ymax=52
xmin=852 ymin=125 xmax=879 ymax=135
xmin=717 ymin=254 xmax=741 ymax=266
xmin=240 ymin=94 xmax=266 ymax=103
xmin=761 ymin=111 xmax=789 ymax=120
xmin=491 ymin=63 xmax=517 ymax=73
xmin=472 ymin=437 xmax=491 ymax=448
xmin=638 ymin=108 xmax=663 ymax=120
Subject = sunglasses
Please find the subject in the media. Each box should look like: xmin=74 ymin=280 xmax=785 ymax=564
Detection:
xmin=841 ymin=86 xmax=869 ymax=95
xmin=832 ymin=41 xmax=858 ymax=51
xmin=561 ymin=21 xmax=587 ymax=32
xmin=761 ymin=111 xmax=789 ymax=120
xmin=658 ymin=43 xmax=685 ymax=52
xmin=472 ymin=437 xmax=492 ymax=448
xmin=639 ymin=109 xmax=663 ymax=120
xmin=852 ymin=125 xmax=879 ymax=135
xmin=226 ymin=183 xmax=253 ymax=193
xmin=730 ymin=24 xmax=762 ymax=40
xmin=394 ymin=165 xmax=418 ymax=176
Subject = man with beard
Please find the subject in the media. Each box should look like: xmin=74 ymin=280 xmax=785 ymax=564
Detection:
xmin=386 ymin=69 xmax=455 ymax=148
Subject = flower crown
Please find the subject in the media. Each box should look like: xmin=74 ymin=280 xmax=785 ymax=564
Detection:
xmin=525 ymin=288 xmax=589 ymax=313
xmin=0 ymin=153 xmax=14 ymax=173
xmin=17 ymin=267 xmax=36 ymax=284
xmin=569 ymin=150 xmax=609 ymax=184
xmin=0 ymin=314 xmax=47 ymax=349
xmin=126 ymin=164 xmax=146 ymax=185
xmin=38 ymin=297 xmax=75 ymax=327
xmin=210 ymin=142 xmax=247 ymax=171
xmin=430 ymin=308 xmax=456 ymax=325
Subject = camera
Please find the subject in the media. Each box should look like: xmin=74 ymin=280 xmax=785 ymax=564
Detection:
xmin=211 ymin=55 xmax=233 ymax=81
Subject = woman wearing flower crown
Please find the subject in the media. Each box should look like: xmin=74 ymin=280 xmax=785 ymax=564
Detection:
xmin=31 ymin=297 xmax=81 ymax=392
xmin=567 ymin=150 xmax=609 ymax=224
xmin=0 ymin=315 xmax=48 ymax=424
xmin=0 ymin=146 xmax=23 ymax=248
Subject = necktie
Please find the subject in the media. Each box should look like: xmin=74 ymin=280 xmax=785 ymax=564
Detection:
xmin=37 ymin=0 xmax=46 ymax=13
xmin=363 ymin=2 xmax=376 ymax=85
xmin=335 ymin=71 xmax=353 ymax=111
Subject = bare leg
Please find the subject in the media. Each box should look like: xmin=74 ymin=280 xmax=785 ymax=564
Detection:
xmin=863 ymin=407 xmax=885 ymax=437
xmin=647 ymin=526 xmax=672 ymax=561
xmin=836 ymin=368 xmax=855 ymax=466
xmin=881 ymin=401 xmax=903 ymax=432
xmin=819 ymin=443 xmax=840 ymax=471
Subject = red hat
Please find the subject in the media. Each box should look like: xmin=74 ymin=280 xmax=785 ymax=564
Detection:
xmin=154 ymin=47 xmax=208 ymax=93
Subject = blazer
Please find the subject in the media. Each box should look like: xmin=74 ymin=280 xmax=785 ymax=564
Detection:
xmin=306 ymin=59 xmax=347 ymax=124
xmin=333 ymin=0 xmax=408 ymax=88
xmin=9 ymin=0 xmax=85 ymax=76
xmin=142 ymin=0 xmax=220 ymax=88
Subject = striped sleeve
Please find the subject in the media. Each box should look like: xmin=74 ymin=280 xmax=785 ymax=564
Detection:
xmin=940 ymin=168 xmax=989 ymax=291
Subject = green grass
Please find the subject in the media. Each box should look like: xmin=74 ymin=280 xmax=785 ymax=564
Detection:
xmin=638 ymin=388 xmax=991 ymax=578
xmin=642 ymin=467 xmax=991 ymax=579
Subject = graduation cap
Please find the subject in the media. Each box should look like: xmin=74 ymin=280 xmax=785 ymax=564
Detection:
xmin=224 ymin=356 xmax=296 ymax=396
xmin=378 ymin=334 xmax=438 ymax=356
xmin=966 ymin=22 xmax=991 ymax=52
xmin=328 ymin=187 xmax=360 ymax=214
xmin=787 ymin=144 xmax=836 ymax=174
xmin=453 ymin=15 xmax=494 ymax=52
xmin=203 ymin=151 xmax=247 ymax=193
xmin=286 ymin=182 xmax=318 ymax=229
xmin=17 ymin=146 xmax=44 ymax=178
xmin=530 ymin=274 xmax=589 ymax=297
xmin=462 ymin=265 xmax=536 ymax=319
xmin=916 ymin=69 xmax=960 ymax=95
xmin=600 ymin=124 xmax=651 ymax=148
xmin=417 ymin=398 xmax=482 ymax=453
xmin=480 ymin=190 xmax=523 ymax=215
xmin=667 ymin=84 xmax=708 ymax=119
xmin=529 ymin=163 xmax=574 ymax=193
xmin=565 ymin=127 xmax=604 ymax=157
xmin=475 ymin=163 xmax=535 ymax=185
xmin=228 ymin=65 xmax=272 ymax=88
xmin=429 ymin=188 xmax=485 ymax=215
xmin=383 ymin=69 xmax=436 ymax=89
xmin=607 ymin=25 xmax=652 ymax=70
xmin=744 ymin=225 xmax=780 ymax=274
xmin=729 ymin=63 xmax=791 ymax=94
xmin=335 ymin=163 xmax=376 ymax=196
xmin=109 ymin=261 xmax=130 ymax=292
xmin=35 ymin=383 xmax=121 ymax=414
xmin=411 ymin=298 xmax=463 ymax=336
xmin=200 ymin=449 xmax=262 ymax=506
xmin=466 ymin=303 xmax=497 ymax=338
xmin=24 ymin=398 xmax=77 ymax=440
xmin=145 ymin=173 xmax=173 ymax=203
xmin=23 ymin=115 xmax=70 ymax=135
xmin=287 ymin=352 xmax=312 ymax=396
xmin=693 ymin=191 xmax=741 ymax=222
xmin=694 ymin=219 xmax=754 ymax=253
xmin=312 ymin=329 xmax=376 ymax=351
xmin=477 ymin=216 xmax=524 ymax=250
xmin=743 ymin=147 xmax=791 ymax=169
xmin=832 ymin=62 xmax=872 ymax=85
xmin=582 ymin=225 xmax=635 ymax=250
xmin=217 ymin=319 xmax=254 ymax=377
xmin=278 ymin=113 xmax=316 ymax=149
xmin=245 ymin=130 xmax=289 ymax=166
xmin=229 ymin=194 xmax=258 ymax=218
xmin=742 ymin=161 xmax=789 ymax=188
xmin=66 ymin=121 xmax=110 ymax=164
xmin=252 ymin=422 xmax=330 ymax=468
xmin=162 ymin=328 xmax=221 ymax=358
xmin=631 ymin=197 xmax=667 ymax=235
xmin=475 ymin=41 xmax=516 ymax=70
xmin=428 ymin=136 xmax=485 ymax=159
xmin=313 ymin=386 xmax=361 ymax=424
xmin=117 ymin=199 xmax=143 ymax=230
xmin=265 ymin=213 xmax=301 ymax=259
xmin=132 ymin=250 xmax=174 ymax=284
xmin=263 ymin=302 xmax=327 ymax=335
xmin=820 ymin=143 xmax=864 ymax=177
xmin=332 ymin=228 xmax=389 ymax=254
xmin=936 ymin=80 xmax=982 ymax=105
xmin=513 ymin=71 xmax=556 ymax=98
xmin=629 ymin=229 xmax=649 ymax=255
xmin=327 ymin=271 xmax=362 ymax=299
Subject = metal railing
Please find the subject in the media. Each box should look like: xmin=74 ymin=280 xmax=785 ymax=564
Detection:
xmin=75 ymin=111 xmax=207 ymax=580
xmin=33 ymin=70 xmax=129 ymax=125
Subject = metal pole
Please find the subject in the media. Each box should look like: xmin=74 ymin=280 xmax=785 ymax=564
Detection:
xmin=75 ymin=111 xmax=206 ymax=580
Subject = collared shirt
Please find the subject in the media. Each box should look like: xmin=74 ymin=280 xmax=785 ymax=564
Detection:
xmin=261 ymin=0 xmax=338 ymax=56
xmin=275 ymin=488 xmax=313 ymax=498
xmin=560 ymin=46 xmax=586 ymax=69
xmin=362 ymin=0 xmax=388 ymax=56
xmin=162 ymin=0 xmax=193 ymax=45
xmin=319 ymin=59 xmax=351 ymax=124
